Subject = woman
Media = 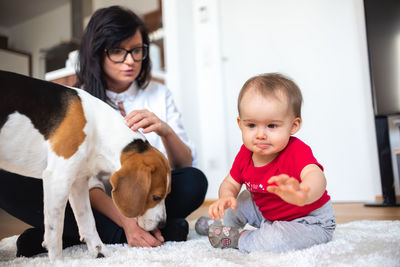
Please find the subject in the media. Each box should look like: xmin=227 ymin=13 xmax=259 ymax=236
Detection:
xmin=0 ymin=5 xmax=207 ymax=257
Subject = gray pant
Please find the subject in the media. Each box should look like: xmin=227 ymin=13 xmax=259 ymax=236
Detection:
xmin=224 ymin=190 xmax=336 ymax=253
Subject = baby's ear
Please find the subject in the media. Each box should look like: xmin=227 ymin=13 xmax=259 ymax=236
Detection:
xmin=237 ymin=117 xmax=242 ymax=129
xmin=290 ymin=117 xmax=302 ymax=134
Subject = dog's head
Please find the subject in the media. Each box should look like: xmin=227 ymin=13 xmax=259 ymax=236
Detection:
xmin=110 ymin=139 xmax=171 ymax=231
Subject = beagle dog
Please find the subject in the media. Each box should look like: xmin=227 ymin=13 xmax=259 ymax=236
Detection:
xmin=0 ymin=70 xmax=171 ymax=261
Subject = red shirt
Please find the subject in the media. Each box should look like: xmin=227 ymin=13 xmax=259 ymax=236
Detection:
xmin=230 ymin=137 xmax=330 ymax=221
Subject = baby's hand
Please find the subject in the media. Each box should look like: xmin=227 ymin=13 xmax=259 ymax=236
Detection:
xmin=267 ymin=174 xmax=310 ymax=206
xmin=208 ymin=197 xmax=237 ymax=220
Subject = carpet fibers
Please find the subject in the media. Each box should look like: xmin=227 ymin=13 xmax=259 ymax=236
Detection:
xmin=0 ymin=220 xmax=399 ymax=267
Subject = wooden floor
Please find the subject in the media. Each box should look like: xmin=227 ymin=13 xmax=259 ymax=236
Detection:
xmin=187 ymin=202 xmax=400 ymax=224
xmin=1 ymin=202 xmax=399 ymax=240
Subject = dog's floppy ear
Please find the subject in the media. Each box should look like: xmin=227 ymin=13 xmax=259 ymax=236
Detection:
xmin=160 ymin=150 xmax=172 ymax=195
xmin=110 ymin=163 xmax=151 ymax=218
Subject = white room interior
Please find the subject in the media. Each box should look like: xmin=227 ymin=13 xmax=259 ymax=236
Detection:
xmin=0 ymin=0 xmax=391 ymax=202
xmin=163 ymin=0 xmax=383 ymax=202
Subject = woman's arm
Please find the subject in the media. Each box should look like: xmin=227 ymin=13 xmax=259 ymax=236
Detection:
xmin=160 ymin=123 xmax=193 ymax=168
xmin=89 ymin=187 xmax=164 ymax=247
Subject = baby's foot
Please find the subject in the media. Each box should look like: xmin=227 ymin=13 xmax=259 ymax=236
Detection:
xmin=208 ymin=223 xmax=240 ymax=249
xmin=195 ymin=216 xmax=215 ymax=235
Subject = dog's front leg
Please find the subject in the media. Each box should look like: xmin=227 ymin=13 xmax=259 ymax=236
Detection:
xmin=42 ymin=169 xmax=71 ymax=261
xmin=69 ymin=177 xmax=108 ymax=258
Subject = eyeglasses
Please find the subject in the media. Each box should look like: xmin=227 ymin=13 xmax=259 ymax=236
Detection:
xmin=105 ymin=45 xmax=148 ymax=63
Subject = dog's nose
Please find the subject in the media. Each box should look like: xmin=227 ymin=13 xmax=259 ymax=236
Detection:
xmin=158 ymin=220 xmax=167 ymax=229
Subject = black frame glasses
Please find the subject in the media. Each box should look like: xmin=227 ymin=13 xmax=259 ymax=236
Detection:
xmin=105 ymin=45 xmax=148 ymax=63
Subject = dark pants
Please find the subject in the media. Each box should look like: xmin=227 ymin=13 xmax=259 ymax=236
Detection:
xmin=0 ymin=167 xmax=207 ymax=244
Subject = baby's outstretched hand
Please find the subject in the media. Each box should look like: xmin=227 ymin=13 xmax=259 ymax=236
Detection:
xmin=267 ymin=174 xmax=310 ymax=206
xmin=208 ymin=197 xmax=237 ymax=220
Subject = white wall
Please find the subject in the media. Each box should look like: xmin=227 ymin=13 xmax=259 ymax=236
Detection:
xmin=92 ymin=0 xmax=158 ymax=17
xmin=163 ymin=0 xmax=231 ymax=199
xmin=191 ymin=0 xmax=230 ymax=198
xmin=162 ymin=0 xmax=203 ymax=165
xmin=0 ymin=49 xmax=30 ymax=75
xmin=164 ymin=0 xmax=382 ymax=201
xmin=7 ymin=3 xmax=71 ymax=78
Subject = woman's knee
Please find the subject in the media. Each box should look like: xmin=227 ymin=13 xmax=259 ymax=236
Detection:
xmin=190 ymin=167 xmax=208 ymax=195
xmin=167 ymin=167 xmax=208 ymax=217
xmin=173 ymin=167 xmax=208 ymax=198
xmin=185 ymin=167 xmax=208 ymax=207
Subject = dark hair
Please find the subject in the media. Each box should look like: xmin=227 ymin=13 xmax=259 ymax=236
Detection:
xmin=75 ymin=5 xmax=151 ymax=103
xmin=238 ymin=73 xmax=303 ymax=118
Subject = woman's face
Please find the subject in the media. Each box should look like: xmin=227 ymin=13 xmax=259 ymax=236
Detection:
xmin=103 ymin=30 xmax=144 ymax=93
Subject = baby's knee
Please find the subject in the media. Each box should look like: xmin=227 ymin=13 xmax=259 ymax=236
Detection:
xmin=238 ymin=222 xmax=332 ymax=253
xmin=236 ymin=190 xmax=251 ymax=204
xmin=238 ymin=228 xmax=290 ymax=253
xmin=223 ymin=208 xmax=242 ymax=227
xmin=224 ymin=190 xmax=256 ymax=227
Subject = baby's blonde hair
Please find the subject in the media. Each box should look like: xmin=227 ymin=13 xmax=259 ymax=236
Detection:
xmin=237 ymin=73 xmax=303 ymax=118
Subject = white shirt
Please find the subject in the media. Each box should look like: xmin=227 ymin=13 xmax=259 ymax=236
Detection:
xmin=105 ymin=81 xmax=196 ymax=166
xmin=89 ymin=81 xmax=196 ymax=192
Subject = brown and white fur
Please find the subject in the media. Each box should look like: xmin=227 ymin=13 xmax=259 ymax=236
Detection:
xmin=0 ymin=70 xmax=171 ymax=261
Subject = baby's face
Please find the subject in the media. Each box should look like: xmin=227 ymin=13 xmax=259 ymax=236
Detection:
xmin=237 ymin=88 xmax=301 ymax=166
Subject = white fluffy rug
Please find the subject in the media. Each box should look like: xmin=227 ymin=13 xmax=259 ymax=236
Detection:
xmin=0 ymin=220 xmax=399 ymax=267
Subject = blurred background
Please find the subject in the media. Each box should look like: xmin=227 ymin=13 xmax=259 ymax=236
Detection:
xmin=0 ymin=0 xmax=399 ymax=206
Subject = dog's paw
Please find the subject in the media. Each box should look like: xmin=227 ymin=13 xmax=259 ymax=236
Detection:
xmin=95 ymin=244 xmax=109 ymax=258
xmin=87 ymin=243 xmax=109 ymax=258
xmin=83 ymin=234 xmax=109 ymax=258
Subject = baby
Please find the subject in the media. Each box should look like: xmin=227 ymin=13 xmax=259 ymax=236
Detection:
xmin=196 ymin=73 xmax=336 ymax=253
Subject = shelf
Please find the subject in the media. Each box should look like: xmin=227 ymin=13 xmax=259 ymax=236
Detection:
xmin=45 ymin=67 xmax=76 ymax=81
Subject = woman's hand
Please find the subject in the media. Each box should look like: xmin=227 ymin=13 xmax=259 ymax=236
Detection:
xmin=119 ymin=215 xmax=164 ymax=247
xmin=266 ymin=174 xmax=310 ymax=206
xmin=89 ymin=188 xmax=163 ymax=248
xmin=124 ymin=109 xmax=193 ymax=168
xmin=125 ymin=109 xmax=171 ymax=137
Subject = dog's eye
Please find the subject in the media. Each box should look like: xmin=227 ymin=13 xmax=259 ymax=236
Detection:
xmin=152 ymin=195 xmax=162 ymax=201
